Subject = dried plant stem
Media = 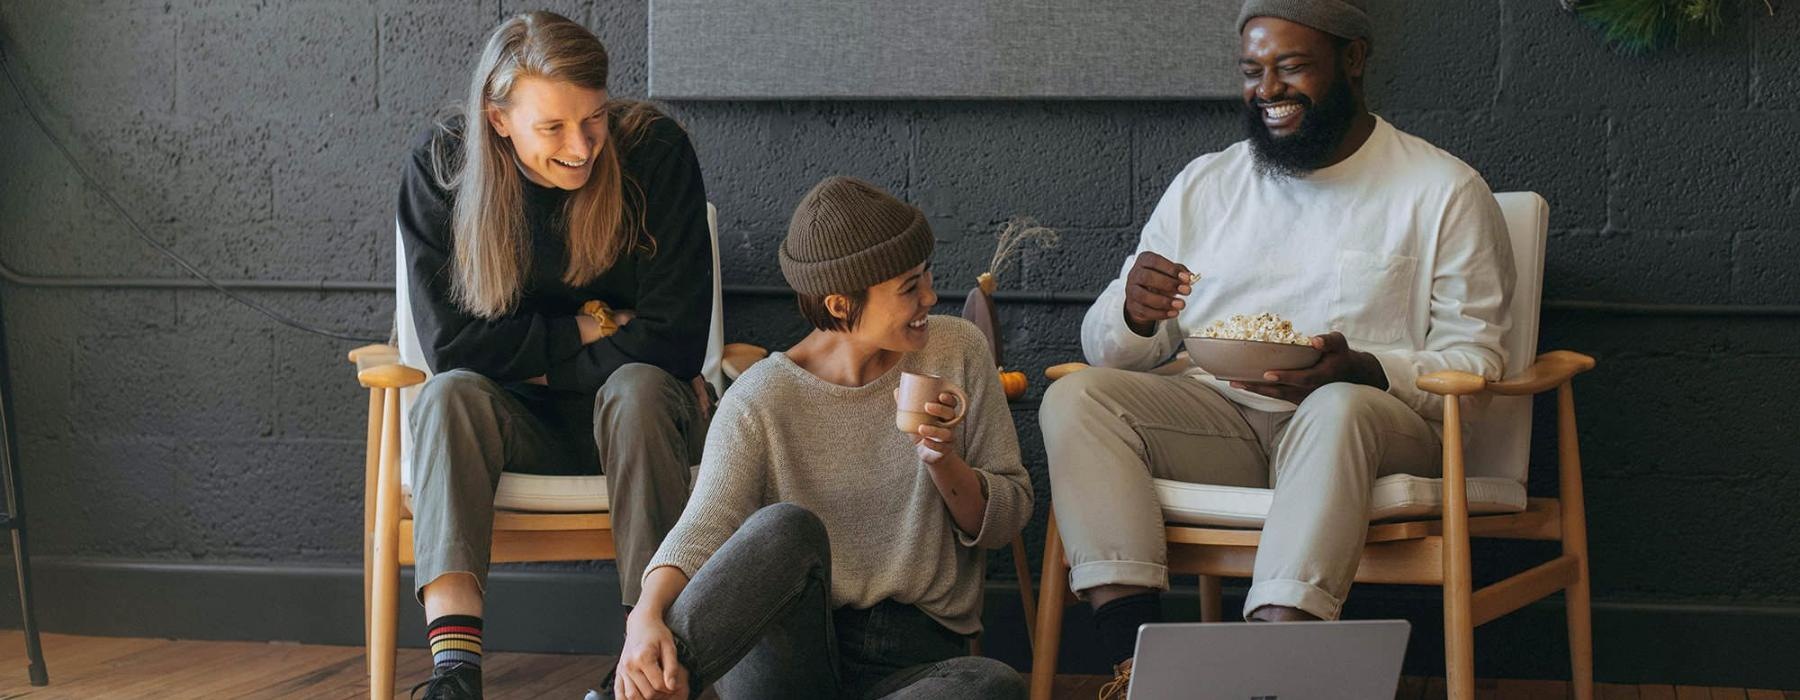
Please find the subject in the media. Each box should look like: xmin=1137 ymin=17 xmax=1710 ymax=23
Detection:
xmin=984 ymin=217 xmax=1061 ymax=286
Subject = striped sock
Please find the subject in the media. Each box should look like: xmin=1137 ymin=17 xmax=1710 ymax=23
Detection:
xmin=427 ymin=615 xmax=483 ymax=672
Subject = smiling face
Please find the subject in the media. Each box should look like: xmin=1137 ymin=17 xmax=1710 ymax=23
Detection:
xmin=830 ymin=262 xmax=938 ymax=353
xmin=1238 ymin=17 xmax=1367 ymax=178
xmin=486 ymin=75 xmax=610 ymax=190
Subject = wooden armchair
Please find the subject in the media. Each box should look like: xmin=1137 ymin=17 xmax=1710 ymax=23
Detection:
xmin=1025 ymin=193 xmax=1599 ymax=700
xmin=347 ymin=204 xmax=733 ymax=699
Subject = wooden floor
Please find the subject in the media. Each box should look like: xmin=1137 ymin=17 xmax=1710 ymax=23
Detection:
xmin=0 ymin=632 xmax=1793 ymax=699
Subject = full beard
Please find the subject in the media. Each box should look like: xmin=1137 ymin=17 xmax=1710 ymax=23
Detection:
xmin=1241 ymin=73 xmax=1358 ymax=181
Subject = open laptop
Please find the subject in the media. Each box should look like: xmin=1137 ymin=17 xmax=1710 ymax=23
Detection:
xmin=1128 ymin=620 xmax=1411 ymax=700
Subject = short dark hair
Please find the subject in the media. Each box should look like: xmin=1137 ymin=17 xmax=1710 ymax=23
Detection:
xmin=795 ymin=289 xmax=869 ymax=332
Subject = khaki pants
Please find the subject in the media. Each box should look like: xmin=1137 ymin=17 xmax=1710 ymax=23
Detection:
xmin=1039 ymin=368 xmax=1440 ymax=620
xmin=408 ymin=364 xmax=707 ymax=606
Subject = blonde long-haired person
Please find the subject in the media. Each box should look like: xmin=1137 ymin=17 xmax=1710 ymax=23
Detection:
xmin=398 ymin=12 xmax=712 ymax=699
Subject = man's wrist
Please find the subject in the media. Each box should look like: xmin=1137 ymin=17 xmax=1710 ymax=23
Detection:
xmin=1124 ymin=308 xmax=1158 ymax=337
xmin=1357 ymin=351 xmax=1390 ymax=390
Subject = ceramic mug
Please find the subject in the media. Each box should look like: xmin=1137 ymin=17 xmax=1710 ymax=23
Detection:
xmin=894 ymin=372 xmax=968 ymax=435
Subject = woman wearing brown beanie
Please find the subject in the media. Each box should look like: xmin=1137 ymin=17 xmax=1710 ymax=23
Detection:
xmin=598 ymin=177 xmax=1032 ymax=700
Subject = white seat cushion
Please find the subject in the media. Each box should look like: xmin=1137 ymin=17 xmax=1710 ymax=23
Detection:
xmin=494 ymin=472 xmax=610 ymax=513
xmin=1155 ymin=474 xmax=1528 ymax=528
xmin=433 ymin=464 xmax=703 ymax=514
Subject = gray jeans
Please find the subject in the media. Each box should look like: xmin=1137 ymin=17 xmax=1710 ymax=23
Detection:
xmin=409 ymin=364 xmax=707 ymax=605
xmin=1040 ymin=369 xmax=1441 ymax=620
xmin=641 ymin=503 xmax=1025 ymax=700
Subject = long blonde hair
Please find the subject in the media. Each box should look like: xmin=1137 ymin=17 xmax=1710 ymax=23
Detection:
xmin=434 ymin=11 xmax=661 ymax=319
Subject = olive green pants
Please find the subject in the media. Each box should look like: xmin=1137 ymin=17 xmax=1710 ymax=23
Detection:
xmin=408 ymin=364 xmax=707 ymax=605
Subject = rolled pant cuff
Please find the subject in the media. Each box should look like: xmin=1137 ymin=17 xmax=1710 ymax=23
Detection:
xmin=413 ymin=544 xmax=489 ymax=603
xmin=1243 ymin=579 xmax=1343 ymax=621
xmin=1068 ymin=560 xmax=1168 ymax=600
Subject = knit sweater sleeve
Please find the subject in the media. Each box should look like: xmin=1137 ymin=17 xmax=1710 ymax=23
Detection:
xmin=643 ymin=377 xmax=770 ymax=581
xmin=941 ymin=318 xmax=1034 ymax=549
xmin=397 ymin=125 xmax=584 ymax=379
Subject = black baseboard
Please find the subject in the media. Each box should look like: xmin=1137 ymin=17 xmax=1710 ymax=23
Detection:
xmin=16 ymin=557 xmax=629 ymax=654
xmin=10 ymin=557 xmax=1799 ymax=690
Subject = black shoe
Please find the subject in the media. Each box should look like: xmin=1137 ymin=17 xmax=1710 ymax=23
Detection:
xmin=412 ymin=662 xmax=482 ymax=700
xmin=583 ymin=667 xmax=618 ymax=700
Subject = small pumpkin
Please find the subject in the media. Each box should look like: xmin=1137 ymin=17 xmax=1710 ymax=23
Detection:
xmin=999 ymin=369 xmax=1028 ymax=400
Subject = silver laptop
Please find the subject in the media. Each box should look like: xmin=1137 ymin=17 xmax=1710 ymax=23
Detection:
xmin=1128 ymin=620 xmax=1411 ymax=700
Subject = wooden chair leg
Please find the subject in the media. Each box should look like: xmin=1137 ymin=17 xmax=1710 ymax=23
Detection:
xmin=1441 ymin=395 xmax=1476 ymax=700
xmin=370 ymin=388 xmax=404 ymax=700
xmin=363 ymin=388 xmax=381 ymax=668
xmin=1198 ymin=575 xmax=1223 ymax=623
xmin=1013 ymin=537 xmax=1037 ymax=650
xmin=1443 ymin=584 xmax=1475 ymax=700
xmin=1558 ymin=383 xmax=1595 ymax=700
xmin=1029 ymin=511 xmax=1068 ymax=700
xmin=1565 ymin=553 xmax=1594 ymax=700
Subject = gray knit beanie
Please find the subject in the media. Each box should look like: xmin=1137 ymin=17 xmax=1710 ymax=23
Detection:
xmin=780 ymin=176 xmax=935 ymax=296
xmin=1237 ymin=0 xmax=1372 ymax=44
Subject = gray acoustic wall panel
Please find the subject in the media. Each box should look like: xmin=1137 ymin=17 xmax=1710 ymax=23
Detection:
xmin=648 ymin=1 xmax=1244 ymax=100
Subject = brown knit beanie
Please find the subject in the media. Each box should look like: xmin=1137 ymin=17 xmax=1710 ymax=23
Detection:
xmin=1238 ymin=0 xmax=1372 ymax=44
xmin=780 ymin=176 xmax=935 ymax=296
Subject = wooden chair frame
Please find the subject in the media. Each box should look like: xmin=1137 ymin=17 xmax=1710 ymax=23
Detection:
xmin=1026 ymin=351 xmax=1598 ymax=700
xmin=350 ymin=345 xmax=621 ymax=699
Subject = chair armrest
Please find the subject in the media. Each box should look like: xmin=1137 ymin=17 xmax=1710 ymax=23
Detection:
xmin=721 ymin=342 xmax=769 ymax=381
xmin=1417 ymin=371 xmax=1487 ymax=396
xmin=1044 ymin=354 xmax=1191 ymax=382
xmin=347 ymin=344 xmax=397 ymax=365
xmin=1486 ymin=351 xmax=1596 ymax=396
xmin=1416 ymin=351 xmax=1597 ymax=397
xmin=359 ymin=363 xmax=427 ymax=390
xmin=348 ymin=344 xmax=425 ymax=389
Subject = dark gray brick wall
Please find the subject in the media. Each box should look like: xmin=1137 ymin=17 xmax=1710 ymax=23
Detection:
xmin=1 ymin=0 xmax=1796 ymax=615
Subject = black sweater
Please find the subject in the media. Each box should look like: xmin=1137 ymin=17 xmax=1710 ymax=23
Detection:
xmin=396 ymin=114 xmax=712 ymax=395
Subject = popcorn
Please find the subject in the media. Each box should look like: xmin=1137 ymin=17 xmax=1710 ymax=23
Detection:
xmin=1194 ymin=313 xmax=1312 ymax=346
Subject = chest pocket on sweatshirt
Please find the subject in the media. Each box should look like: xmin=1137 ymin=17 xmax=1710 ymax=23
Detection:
xmin=1331 ymin=250 xmax=1417 ymax=344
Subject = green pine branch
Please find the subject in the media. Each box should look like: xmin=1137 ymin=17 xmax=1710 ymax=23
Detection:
xmin=1573 ymin=0 xmax=1772 ymax=53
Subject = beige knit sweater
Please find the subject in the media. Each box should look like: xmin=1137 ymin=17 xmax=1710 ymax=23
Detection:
xmin=645 ymin=316 xmax=1033 ymax=634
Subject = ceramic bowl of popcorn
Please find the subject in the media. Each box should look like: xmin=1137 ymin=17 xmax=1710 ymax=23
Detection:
xmin=1183 ymin=313 xmax=1321 ymax=382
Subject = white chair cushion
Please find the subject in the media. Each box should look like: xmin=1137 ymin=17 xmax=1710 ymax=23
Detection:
xmin=1155 ymin=474 xmax=1528 ymax=528
xmin=494 ymin=472 xmax=610 ymax=513
xmin=442 ymin=465 xmax=703 ymax=514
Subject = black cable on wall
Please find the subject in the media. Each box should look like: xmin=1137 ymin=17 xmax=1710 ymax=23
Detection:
xmin=5 ymin=263 xmax=1798 ymax=318
xmin=0 ymin=37 xmax=385 ymax=343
